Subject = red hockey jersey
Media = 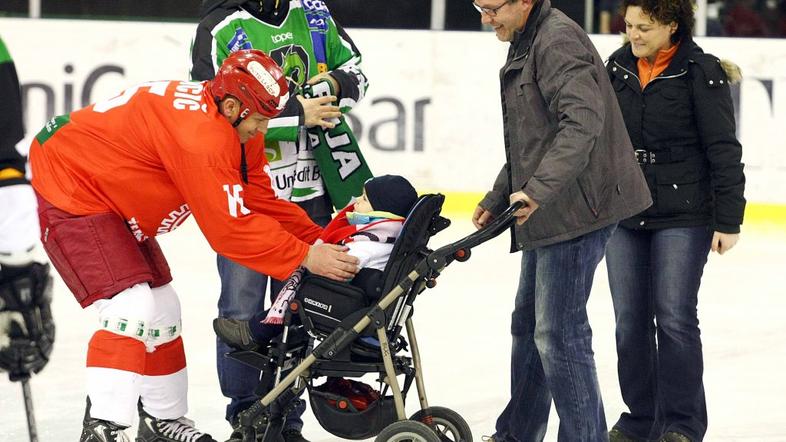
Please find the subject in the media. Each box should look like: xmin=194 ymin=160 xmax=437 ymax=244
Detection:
xmin=30 ymin=80 xmax=321 ymax=280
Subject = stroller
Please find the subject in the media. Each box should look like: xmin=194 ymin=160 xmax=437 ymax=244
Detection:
xmin=225 ymin=194 xmax=523 ymax=442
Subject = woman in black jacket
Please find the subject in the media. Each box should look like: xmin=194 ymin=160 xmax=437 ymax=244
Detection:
xmin=605 ymin=1 xmax=746 ymax=442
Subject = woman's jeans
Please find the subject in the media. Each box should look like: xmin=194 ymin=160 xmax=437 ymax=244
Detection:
xmin=605 ymin=225 xmax=713 ymax=441
xmin=495 ymin=224 xmax=616 ymax=442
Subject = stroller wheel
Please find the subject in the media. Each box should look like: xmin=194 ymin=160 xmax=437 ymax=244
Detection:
xmin=410 ymin=406 xmax=473 ymax=442
xmin=376 ymin=420 xmax=441 ymax=442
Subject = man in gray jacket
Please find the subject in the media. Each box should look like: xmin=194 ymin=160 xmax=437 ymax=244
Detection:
xmin=471 ymin=0 xmax=651 ymax=440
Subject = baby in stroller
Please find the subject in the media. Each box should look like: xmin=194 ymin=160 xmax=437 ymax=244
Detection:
xmin=213 ymin=174 xmax=419 ymax=351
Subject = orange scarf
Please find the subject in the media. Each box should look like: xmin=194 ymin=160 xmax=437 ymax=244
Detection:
xmin=637 ymin=42 xmax=680 ymax=88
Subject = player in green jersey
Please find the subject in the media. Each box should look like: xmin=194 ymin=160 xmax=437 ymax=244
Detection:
xmin=191 ymin=1 xmax=370 ymax=441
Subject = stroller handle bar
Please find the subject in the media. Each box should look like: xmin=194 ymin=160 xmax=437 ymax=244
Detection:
xmin=427 ymin=200 xmax=524 ymax=269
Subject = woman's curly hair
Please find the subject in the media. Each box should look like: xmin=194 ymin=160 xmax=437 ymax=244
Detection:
xmin=620 ymin=0 xmax=695 ymax=43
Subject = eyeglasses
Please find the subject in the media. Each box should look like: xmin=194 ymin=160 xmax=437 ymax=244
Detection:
xmin=472 ymin=0 xmax=510 ymax=17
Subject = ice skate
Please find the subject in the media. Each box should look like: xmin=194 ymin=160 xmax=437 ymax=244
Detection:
xmin=136 ymin=402 xmax=217 ymax=442
xmin=80 ymin=397 xmax=131 ymax=442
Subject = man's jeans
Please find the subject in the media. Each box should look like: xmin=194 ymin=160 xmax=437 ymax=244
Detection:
xmin=605 ymin=226 xmax=712 ymax=441
xmin=495 ymin=224 xmax=616 ymax=442
xmin=216 ymin=255 xmax=306 ymax=430
xmin=216 ymin=212 xmax=330 ymax=430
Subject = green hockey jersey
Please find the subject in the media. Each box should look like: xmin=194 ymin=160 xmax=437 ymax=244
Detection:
xmin=191 ymin=0 xmax=369 ymax=212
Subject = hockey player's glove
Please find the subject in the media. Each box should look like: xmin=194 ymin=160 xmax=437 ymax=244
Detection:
xmin=0 ymin=262 xmax=55 ymax=381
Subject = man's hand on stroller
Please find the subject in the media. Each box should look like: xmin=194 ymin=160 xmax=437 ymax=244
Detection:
xmin=510 ymin=191 xmax=539 ymax=225
xmin=302 ymin=244 xmax=359 ymax=281
xmin=472 ymin=205 xmax=495 ymax=230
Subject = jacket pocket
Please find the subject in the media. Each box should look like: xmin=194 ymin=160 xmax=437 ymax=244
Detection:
xmin=521 ymin=179 xmax=598 ymax=243
xmin=516 ymin=71 xmax=549 ymax=129
xmin=655 ymin=82 xmax=692 ymax=120
xmin=654 ymin=166 xmax=710 ymax=215
xmin=577 ymin=174 xmax=600 ymax=218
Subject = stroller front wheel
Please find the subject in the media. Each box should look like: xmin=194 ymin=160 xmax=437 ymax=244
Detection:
xmin=410 ymin=406 xmax=473 ymax=442
xmin=376 ymin=420 xmax=441 ymax=442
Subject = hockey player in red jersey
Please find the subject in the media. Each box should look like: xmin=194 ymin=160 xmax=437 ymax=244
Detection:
xmin=29 ymin=49 xmax=359 ymax=442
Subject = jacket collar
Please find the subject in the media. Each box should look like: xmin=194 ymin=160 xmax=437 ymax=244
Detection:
xmin=200 ymin=0 xmax=289 ymax=22
xmin=616 ymin=36 xmax=702 ymax=76
xmin=511 ymin=0 xmax=549 ymax=60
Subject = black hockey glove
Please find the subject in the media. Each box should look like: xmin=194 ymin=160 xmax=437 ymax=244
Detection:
xmin=0 ymin=262 xmax=55 ymax=382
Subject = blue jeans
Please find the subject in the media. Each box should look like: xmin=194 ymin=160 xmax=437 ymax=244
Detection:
xmin=495 ymin=224 xmax=616 ymax=442
xmin=217 ymin=211 xmax=331 ymax=428
xmin=216 ymin=255 xmax=307 ymax=429
xmin=605 ymin=226 xmax=712 ymax=441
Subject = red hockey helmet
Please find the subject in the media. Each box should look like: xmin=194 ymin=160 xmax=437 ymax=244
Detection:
xmin=211 ymin=49 xmax=289 ymax=120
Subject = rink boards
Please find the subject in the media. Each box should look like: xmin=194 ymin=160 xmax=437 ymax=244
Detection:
xmin=1 ymin=18 xmax=783 ymax=224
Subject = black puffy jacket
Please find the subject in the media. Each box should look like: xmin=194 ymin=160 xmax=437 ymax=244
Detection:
xmin=606 ymin=38 xmax=746 ymax=233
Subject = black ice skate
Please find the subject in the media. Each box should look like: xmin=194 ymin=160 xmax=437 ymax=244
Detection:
xmin=136 ymin=402 xmax=217 ymax=442
xmin=80 ymin=397 xmax=131 ymax=442
xmin=213 ymin=317 xmax=258 ymax=350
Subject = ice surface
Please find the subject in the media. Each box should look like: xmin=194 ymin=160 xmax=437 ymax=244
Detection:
xmin=2 ymin=218 xmax=785 ymax=441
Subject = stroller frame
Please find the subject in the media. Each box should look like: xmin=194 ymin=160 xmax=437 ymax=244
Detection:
xmin=230 ymin=197 xmax=523 ymax=442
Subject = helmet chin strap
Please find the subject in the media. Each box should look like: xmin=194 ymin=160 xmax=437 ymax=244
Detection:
xmin=232 ymin=108 xmax=250 ymax=127
xmin=227 ymin=104 xmax=250 ymax=184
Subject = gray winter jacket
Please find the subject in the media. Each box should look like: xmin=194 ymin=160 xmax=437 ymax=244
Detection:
xmin=479 ymin=0 xmax=651 ymax=251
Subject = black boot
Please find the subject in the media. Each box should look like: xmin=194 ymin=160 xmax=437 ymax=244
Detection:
xmin=281 ymin=428 xmax=310 ymax=442
xmin=661 ymin=432 xmax=691 ymax=442
xmin=213 ymin=318 xmax=258 ymax=351
xmin=609 ymin=427 xmax=640 ymax=442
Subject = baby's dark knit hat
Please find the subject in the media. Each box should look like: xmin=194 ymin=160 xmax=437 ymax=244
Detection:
xmin=364 ymin=175 xmax=418 ymax=218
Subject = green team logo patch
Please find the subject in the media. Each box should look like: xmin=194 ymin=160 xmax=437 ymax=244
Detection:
xmin=35 ymin=115 xmax=71 ymax=145
xmin=270 ymin=45 xmax=310 ymax=92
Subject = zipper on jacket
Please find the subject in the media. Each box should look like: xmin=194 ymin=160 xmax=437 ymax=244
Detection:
xmin=643 ymin=69 xmax=688 ymax=93
xmin=613 ymin=61 xmax=688 ymax=89
xmin=648 ymin=69 xmax=688 ymax=85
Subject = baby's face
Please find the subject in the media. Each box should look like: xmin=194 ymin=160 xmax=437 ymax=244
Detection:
xmin=354 ymin=190 xmax=374 ymax=213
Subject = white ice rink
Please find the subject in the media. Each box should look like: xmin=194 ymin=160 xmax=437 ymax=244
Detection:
xmin=2 ymin=217 xmax=785 ymax=442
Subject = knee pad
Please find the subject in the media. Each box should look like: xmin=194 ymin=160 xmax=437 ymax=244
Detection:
xmin=94 ymin=283 xmax=182 ymax=350
xmin=95 ymin=283 xmax=155 ymax=342
xmin=146 ymin=284 xmax=182 ymax=348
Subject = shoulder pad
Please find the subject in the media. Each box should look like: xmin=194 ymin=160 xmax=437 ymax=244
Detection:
xmin=689 ymin=54 xmax=727 ymax=89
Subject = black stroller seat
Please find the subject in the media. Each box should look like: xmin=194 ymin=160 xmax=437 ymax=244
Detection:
xmin=294 ymin=194 xmax=449 ymax=363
